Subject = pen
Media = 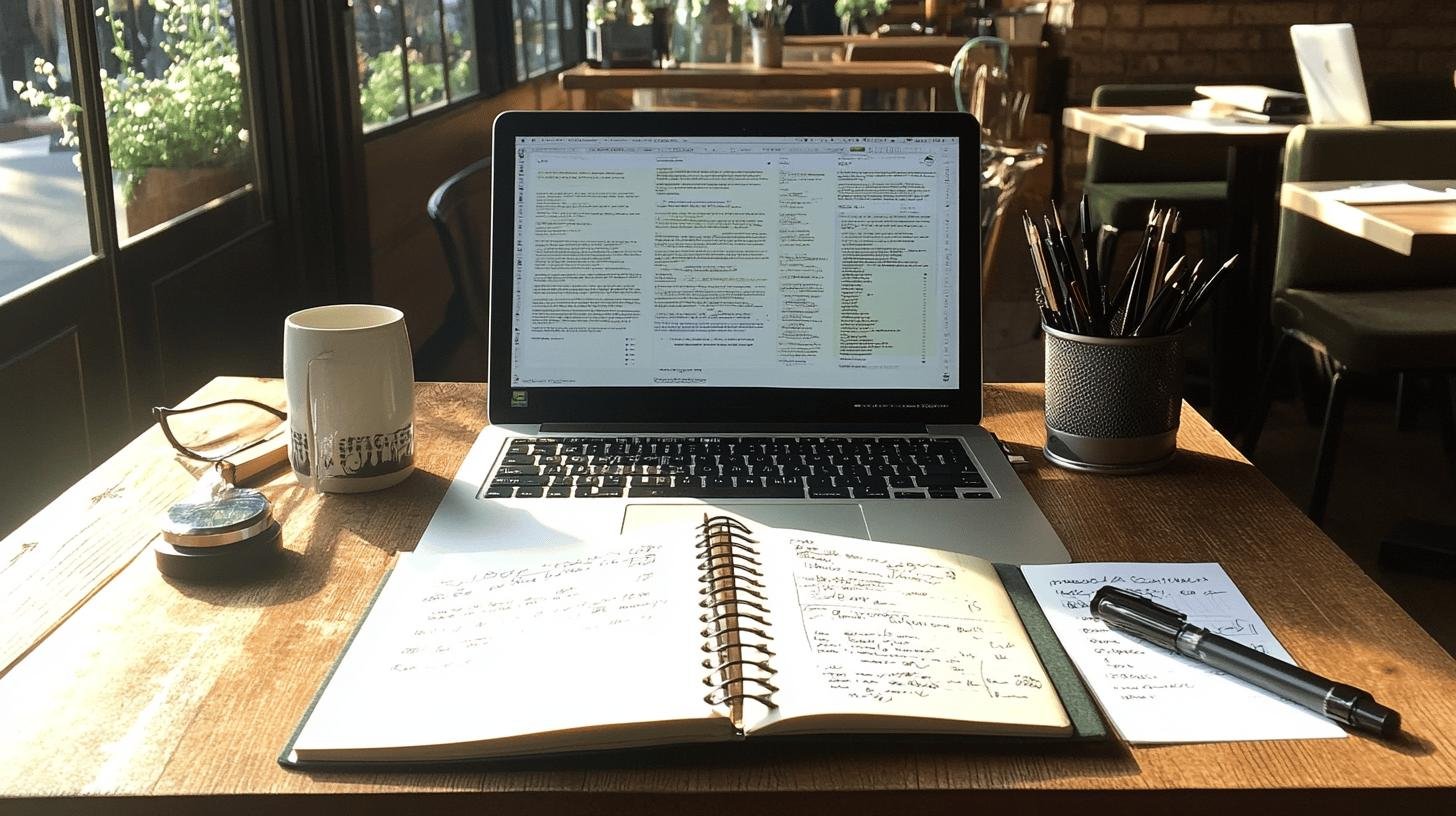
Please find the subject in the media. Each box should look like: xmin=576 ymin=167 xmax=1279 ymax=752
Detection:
xmin=1091 ymin=586 xmax=1402 ymax=737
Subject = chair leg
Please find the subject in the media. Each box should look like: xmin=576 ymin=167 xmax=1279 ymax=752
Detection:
xmin=1241 ymin=330 xmax=1291 ymax=456
xmin=1435 ymin=374 xmax=1456 ymax=480
xmin=1395 ymin=373 xmax=1419 ymax=431
xmin=1307 ymin=368 xmax=1349 ymax=526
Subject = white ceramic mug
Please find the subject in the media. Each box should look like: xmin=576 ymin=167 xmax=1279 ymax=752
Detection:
xmin=283 ymin=304 xmax=414 ymax=493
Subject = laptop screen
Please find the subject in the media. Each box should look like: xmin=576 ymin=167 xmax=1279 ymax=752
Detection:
xmin=488 ymin=112 xmax=980 ymax=426
xmin=509 ymin=135 xmax=960 ymax=392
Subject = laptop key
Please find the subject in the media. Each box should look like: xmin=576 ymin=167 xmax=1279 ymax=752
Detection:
xmin=483 ymin=486 xmax=514 ymax=498
xmin=854 ymin=485 xmax=890 ymax=499
xmin=514 ymin=486 xmax=545 ymax=498
xmin=546 ymin=486 xmax=572 ymax=498
xmin=808 ymin=486 xmax=852 ymax=499
xmin=963 ymin=491 xmax=995 ymax=499
xmin=928 ymin=488 xmax=959 ymax=498
xmin=492 ymin=474 xmax=549 ymax=487
xmin=496 ymin=465 xmax=542 ymax=475
xmin=892 ymin=491 xmax=927 ymax=499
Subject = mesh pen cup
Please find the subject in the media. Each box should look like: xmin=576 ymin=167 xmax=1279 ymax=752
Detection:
xmin=1042 ymin=324 xmax=1184 ymax=474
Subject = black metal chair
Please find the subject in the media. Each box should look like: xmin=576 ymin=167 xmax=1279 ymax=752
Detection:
xmin=1243 ymin=123 xmax=1456 ymax=525
xmin=418 ymin=158 xmax=490 ymax=380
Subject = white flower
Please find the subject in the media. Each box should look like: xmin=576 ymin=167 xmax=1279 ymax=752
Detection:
xmin=99 ymin=69 xmax=108 ymax=80
xmin=130 ymin=100 xmax=152 ymax=117
xmin=10 ymin=80 xmax=21 ymax=93
xmin=95 ymin=5 xmax=105 ymax=16
xmin=71 ymin=153 xmax=82 ymax=171
xmin=47 ymin=75 xmax=58 ymax=90
xmin=238 ymin=128 xmax=250 ymax=143
xmin=41 ymin=61 xmax=54 ymax=74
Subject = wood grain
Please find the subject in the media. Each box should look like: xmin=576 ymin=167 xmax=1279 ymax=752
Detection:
xmin=1 ymin=378 xmax=1454 ymax=814
xmin=1280 ymin=180 xmax=1456 ymax=256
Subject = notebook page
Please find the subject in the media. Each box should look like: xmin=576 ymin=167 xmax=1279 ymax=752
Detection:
xmin=1020 ymin=562 xmax=1345 ymax=744
xmin=747 ymin=531 xmax=1070 ymax=737
xmin=292 ymin=536 xmax=721 ymax=761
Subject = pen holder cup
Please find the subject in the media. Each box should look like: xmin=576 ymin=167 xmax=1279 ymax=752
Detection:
xmin=1043 ymin=324 xmax=1184 ymax=474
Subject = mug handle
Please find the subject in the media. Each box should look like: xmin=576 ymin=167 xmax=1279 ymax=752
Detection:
xmin=304 ymin=352 xmax=334 ymax=495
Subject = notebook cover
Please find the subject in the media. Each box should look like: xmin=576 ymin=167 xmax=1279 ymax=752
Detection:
xmin=995 ymin=563 xmax=1109 ymax=741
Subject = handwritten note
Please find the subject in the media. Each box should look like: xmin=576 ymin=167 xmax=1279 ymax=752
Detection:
xmin=1021 ymin=562 xmax=1345 ymax=743
xmin=293 ymin=537 xmax=710 ymax=755
xmin=759 ymin=533 xmax=1067 ymax=731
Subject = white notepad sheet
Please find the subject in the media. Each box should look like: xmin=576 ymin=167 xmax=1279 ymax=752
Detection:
xmin=1020 ymin=562 xmax=1346 ymax=744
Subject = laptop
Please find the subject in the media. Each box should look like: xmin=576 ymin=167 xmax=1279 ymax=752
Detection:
xmin=1290 ymin=23 xmax=1372 ymax=126
xmin=415 ymin=111 xmax=1070 ymax=564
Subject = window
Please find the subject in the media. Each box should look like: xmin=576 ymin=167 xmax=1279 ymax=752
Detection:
xmin=355 ymin=0 xmax=481 ymax=132
xmin=513 ymin=0 xmax=582 ymax=82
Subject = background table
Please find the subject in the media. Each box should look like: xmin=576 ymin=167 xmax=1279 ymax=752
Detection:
xmin=1063 ymin=105 xmax=1295 ymax=434
xmin=1280 ymin=180 xmax=1456 ymax=256
xmin=2 ymin=377 xmax=1455 ymax=814
xmin=559 ymin=61 xmax=954 ymax=110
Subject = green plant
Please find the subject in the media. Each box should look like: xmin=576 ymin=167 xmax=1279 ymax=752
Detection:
xmin=13 ymin=0 xmax=249 ymax=202
xmin=358 ymin=36 xmax=476 ymax=127
xmin=834 ymin=0 xmax=890 ymax=18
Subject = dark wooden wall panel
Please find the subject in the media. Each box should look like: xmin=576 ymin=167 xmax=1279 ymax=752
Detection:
xmin=150 ymin=228 xmax=287 ymax=407
xmin=0 ymin=331 xmax=91 ymax=534
xmin=362 ymin=77 xmax=565 ymax=349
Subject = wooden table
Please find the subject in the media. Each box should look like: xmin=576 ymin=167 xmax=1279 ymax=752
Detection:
xmin=559 ymin=61 xmax=954 ymax=110
xmin=1280 ymin=180 xmax=1456 ymax=256
xmin=1063 ymin=105 xmax=1296 ymax=435
xmin=3 ymin=377 xmax=1456 ymax=813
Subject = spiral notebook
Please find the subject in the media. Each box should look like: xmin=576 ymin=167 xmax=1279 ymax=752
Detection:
xmin=281 ymin=518 xmax=1104 ymax=767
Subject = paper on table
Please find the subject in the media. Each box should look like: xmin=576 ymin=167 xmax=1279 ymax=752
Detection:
xmin=1322 ymin=182 xmax=1456 ymax=205
xmin=1020 ymin=562 xmax=1346 ymax=744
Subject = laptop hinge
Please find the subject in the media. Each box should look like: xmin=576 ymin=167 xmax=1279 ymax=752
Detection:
xmin=538 ymin=423 xmax=928 ymax=434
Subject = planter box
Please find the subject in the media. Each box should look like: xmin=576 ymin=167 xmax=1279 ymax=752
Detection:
xmin=123 ymin=164 xmax=249 ymax=237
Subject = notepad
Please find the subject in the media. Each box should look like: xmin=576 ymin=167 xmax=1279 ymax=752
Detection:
xmin=1021 ymin=562 xmax=1346 ymax=744
xmin=1322 ymin=182 xmax=1456 ymax=205
xmin=282 ymin=519 xmax=1097 ymax=767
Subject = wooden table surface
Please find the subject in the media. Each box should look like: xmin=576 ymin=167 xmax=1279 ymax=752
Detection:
xmin=1280 ymin=180 xmax=1456 ymax=256
xmin=1062 ymin=105 xmax=1295 ymax=152
xmin=3 ymin=377 xmax=1455 ymax=814
xmin=560 ymin=61 xmax=953 ymax=110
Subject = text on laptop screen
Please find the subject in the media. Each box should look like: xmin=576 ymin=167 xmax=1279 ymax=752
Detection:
xmin=510 ymin=135 xmax=960 ymax=390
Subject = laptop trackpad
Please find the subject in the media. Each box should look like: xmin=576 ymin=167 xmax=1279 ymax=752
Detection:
xmin=622 ymin=503 xmax=870 ymax=540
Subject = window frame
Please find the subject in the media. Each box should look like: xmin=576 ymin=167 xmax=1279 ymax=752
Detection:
xmin=358 ymin=0 xmax=586 ymax=141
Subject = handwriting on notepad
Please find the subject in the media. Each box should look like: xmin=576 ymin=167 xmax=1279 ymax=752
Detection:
xmin=391 ymin=543 xmax=670 ymax=673
xmin=789 ymin=539 xmax=1036 ymax=705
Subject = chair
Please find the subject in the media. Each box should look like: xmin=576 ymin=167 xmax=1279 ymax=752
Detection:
xmin=1083 ymin=84 xmax=1229 ymax=271
xmin=951 ymin=36 xmax=1046 ymax=294
xmin=1243 ymin=123 xmax=1456 ymax=524
xmin=418 ymin=158 xmax=491 ymax=380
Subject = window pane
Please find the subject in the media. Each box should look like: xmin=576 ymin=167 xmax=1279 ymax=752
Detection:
xmin=356 ymin=1 xmax=408 ymax=130
xmin=402 ymin=0 xmax=446 ymax=114
xmin=512 ymin=0 xmax=531 ymax=81
xmin=91 ymin=0 xmax=258 ymax=242
xmin=542 ymin=0 xmax=560 ymax=70
xmin=2 ymin=0 xmax=96 ymax=296
xmin=443 ymin=0 xmax=478 ymax=99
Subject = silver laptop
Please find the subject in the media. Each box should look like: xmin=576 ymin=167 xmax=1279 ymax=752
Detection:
xmin=1291 ymin=23 xmax=1372 ymax=126
xmin=415 ymin=111 xmax=1069 ymax=564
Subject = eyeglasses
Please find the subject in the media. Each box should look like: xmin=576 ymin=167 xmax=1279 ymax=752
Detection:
xmin=152 ymin=398 xmax=288 ymax=463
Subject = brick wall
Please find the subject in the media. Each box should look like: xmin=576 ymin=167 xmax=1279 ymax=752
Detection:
xmin=1057 ymin=0 xmax=1456 ymax=190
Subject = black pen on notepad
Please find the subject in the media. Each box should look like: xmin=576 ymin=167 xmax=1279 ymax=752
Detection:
xmin=1091 ymin=586 xmax=1402 ymax=738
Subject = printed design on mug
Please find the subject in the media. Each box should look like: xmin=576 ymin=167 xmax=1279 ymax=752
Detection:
xmin=291 ymin=424 xmax=414 ymax=478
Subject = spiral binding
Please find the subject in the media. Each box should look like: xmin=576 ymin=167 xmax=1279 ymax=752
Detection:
xmin=697 ymin=515 xmax=778 ymax=710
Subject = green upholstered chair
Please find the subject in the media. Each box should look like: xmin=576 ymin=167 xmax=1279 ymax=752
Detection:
xmin=1083 ymin=84 xmax=1230 ymax=269
xmin=1243 ymin=123 xmax=1456 ymax=525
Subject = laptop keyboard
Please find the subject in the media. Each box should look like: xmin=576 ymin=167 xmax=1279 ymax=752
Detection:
xmin=482 ymin=436 xmax=991 ymax=500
